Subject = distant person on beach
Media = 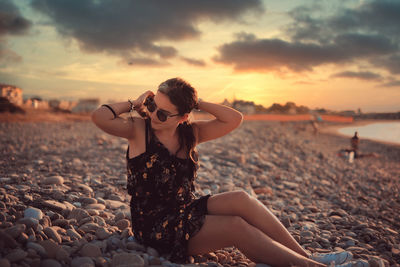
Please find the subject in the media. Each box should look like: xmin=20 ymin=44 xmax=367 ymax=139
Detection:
xmin=311 ymin=119 xmax=319 ymax=136
xmin=92 ymin=77 xmax=364 ymax=266
xmin=339 ymin=131 xmax=378 ymax=161
xmin=351 ymin=132 xmax=359 ymax=158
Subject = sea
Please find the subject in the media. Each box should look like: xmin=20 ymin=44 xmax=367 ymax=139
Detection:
xmin=338 ymin=121 xmax=400 ymax=145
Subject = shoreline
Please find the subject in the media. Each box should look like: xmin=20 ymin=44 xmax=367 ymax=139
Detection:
xmin=320 ymin=119 xmax=400 ymax=147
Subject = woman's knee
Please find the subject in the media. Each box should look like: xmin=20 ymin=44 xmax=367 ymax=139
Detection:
xmin=231 ymin=190 xmax=254 ymax=210
xmin=208 ymin=190 xmax=254 ymax=215
xmin=233 ymin=190 xmax=252 ymax=201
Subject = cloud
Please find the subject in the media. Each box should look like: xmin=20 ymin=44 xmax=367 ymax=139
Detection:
xmin=285 ymin=0 xmax=400 ymax=74
xmin=30 ymin=0 xmax=264 ymax=66
xmin=213 ymin=32 xmax=396 ymax=72
xmin=0 ymin=42 xmax=22 ymax=65
xmin=117 ymin=55 xmax=170 ymax=67
xmin=379 ymin=80 xmax=400 ymax=88
xmin=0 ymin=0 xmax=32 ymax=36
xmin=0 ymin=0 xmax=32 ymax=64
xmin=373 ymin=54 xmax=400 ymax=74
xmin=331 ymin=71 xmax=383 ymax=81
xmin=214 ymin=0 xmax=400 ymax=76
xmin=180 ymin=57 xmax=206 ymax=67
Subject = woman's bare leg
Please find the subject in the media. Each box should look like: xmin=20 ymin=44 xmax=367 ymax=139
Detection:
xmin=207 ymin=190 xmax=310 ymax=258
xmin=187 ymin=215 xmax=325 ymax=267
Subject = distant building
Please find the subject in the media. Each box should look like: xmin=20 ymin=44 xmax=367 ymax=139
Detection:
xmin=1 ymin=84 xmax=23 ymax=106
xmin=71 ymin=98 xmax=100 ymax=113
xmin=285 ymin=102 xmax=297 ymax=115
xmin=221 ymin=98 xmax=232 ymax=107
xmin=232 ymin=100 xmax=256 ymax=114
xmin=24 ymin=97 xmax=49 ymax=109
xmin=339 ymin=110 xmax=356 ymax=116
xmin=49 ymin=99 xmax=78 ymax=111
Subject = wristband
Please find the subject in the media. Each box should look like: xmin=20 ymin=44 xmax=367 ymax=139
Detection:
xmin=101 ymin=104 xmax=117 ymax=119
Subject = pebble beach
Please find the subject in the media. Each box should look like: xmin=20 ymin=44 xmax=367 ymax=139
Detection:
xmin=0 ymin=114 xmax=399 ymax=267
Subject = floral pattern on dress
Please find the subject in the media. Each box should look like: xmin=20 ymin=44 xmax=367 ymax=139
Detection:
xmin=126 ymin=118 xmax=210 ymax=263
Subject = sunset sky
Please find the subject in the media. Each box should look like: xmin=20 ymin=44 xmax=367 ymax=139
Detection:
xmin=1 ymin=0 xmax=399 ymax=112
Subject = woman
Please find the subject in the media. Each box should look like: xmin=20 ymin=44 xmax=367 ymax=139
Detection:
xmin=91 ymin=78 xmax=367 ymax=267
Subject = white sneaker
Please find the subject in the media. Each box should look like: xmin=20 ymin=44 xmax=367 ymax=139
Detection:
xmin=334 ymin=259 xmax=369 ymax=267
xmin=310 ymin=251 xmax=353 ymax=265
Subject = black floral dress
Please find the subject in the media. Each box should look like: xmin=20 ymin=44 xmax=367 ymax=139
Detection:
xmin=126 ymin=118 xmax=211 ymax=263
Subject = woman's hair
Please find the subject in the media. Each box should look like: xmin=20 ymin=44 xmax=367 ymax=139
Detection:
xmin=157 ymin=77 xmax=199 ymax=173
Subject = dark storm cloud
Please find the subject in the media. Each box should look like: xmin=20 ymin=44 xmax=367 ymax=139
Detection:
xmin=30 ymin=0 xmax=264 ymax=65
xmin=0 ymin=0 xmax=32 ymax=36
xmin=331 ymin=71 xmax=382 ymax=81
xmin=214 ymin=0 xmax=400 ymax=78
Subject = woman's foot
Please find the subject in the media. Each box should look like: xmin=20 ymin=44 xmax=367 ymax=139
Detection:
xmin=310 ymin=251 xmax=353 ymax=265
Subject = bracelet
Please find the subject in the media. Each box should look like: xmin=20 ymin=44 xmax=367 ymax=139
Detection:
xmin=128 ymin=99 xmax=134 ymax=112
xmin=128 ymin=99 xmax=140 ymax=112
xmin=101 ymin=104 xmax=117 ymax=119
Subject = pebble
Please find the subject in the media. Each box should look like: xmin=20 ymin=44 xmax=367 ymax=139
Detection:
xmin=71 ymin=257 xmax=95 ymax=267
xmin=39 ymin=239 xmax=61 ymax=258
xmin=26 ymin=242 xmax=47 ymax=257
xmin=43 ymin=227 xmax=62 ymax=244
xmin=85 ymin=203 xmax=106 ymax=210
xmin=95 ymin=227 xmax=111 ymax=240
xmin=105 ymin=199 xmax=128 ymax=210
xmin=24 ymin=207 xmax=43 ymax=220
xmin=68 ymin=208 xmax=90 ymax=222
xmin=76 ymin=183 xmax=94 ymax=194
xmin=0 ymin=230 xmax=18 ymax=248
xmin=41 ymin=259 xmax=62 ymax=267
xmin=115 ymin=219 xmax=130 ymax=230
xmin=41 ymin=200 xmax=66 ymax=212
xmin=4 ymin=224 xmax=26 ymax=239
xmin=43 ymin=176 xmax=64 ymax=185
xmin=79 ymin=222 xmax=100 ymax=233
xmin=112 ymin=253 xmax=145 ymax=267
xmin=80 ymin=243 xmax=102 ymax=257
xmin=5 ymin=248 xmax=27 ymax=262
xmin=66 ymin=228 xmax=82 ymax=240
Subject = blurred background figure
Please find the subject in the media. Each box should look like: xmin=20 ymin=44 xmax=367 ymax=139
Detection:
xmin=351 ymin=131 xmax=359 ymax=158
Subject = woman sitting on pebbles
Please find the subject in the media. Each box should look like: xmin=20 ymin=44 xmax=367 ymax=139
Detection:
xmin=91 ymin=78 xmax=367 ymax=267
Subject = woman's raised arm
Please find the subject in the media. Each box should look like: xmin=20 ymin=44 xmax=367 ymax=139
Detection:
xmin=91 ymin=90 xmax=154 ymax=140
xmin=193 ymin=100 xmax=243 ymax=144
xmin=91 ymin=101 xmax=137 ymax=140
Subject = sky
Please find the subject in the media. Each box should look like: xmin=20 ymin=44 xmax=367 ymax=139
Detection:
xmin=0 ymin=0 xmax=399 ymax=113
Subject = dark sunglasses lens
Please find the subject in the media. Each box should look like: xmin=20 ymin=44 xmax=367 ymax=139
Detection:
xmin=157 ymin=110 xmax=167 ymax=122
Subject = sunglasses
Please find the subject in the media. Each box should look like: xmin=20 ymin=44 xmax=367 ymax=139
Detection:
xmin=144 ymin=96 xmax=180 ymax=122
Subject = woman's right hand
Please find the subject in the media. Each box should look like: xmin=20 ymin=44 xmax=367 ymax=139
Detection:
xmin=133 ymin=90 xmax=155 ymax=117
